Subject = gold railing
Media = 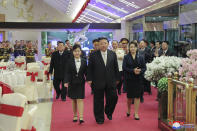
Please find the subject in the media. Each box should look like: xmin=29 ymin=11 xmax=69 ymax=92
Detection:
xmin=168 ymin=72 xmax=197 ymax=131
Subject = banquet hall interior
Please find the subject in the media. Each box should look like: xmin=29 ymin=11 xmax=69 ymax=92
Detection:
xmin=0 ymin=0 xmax=197 ymax=131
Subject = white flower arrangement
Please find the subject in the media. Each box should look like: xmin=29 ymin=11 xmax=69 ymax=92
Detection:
xmin=145 ymin=56 xmax=181 ymax=82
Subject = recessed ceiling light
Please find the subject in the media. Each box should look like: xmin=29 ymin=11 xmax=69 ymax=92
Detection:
xmin=119 ymin=0 xmax=140 ymax=9
xmin=96 ymin=0 xmax=128 ymax=14
xmin=85 ymin=8 xmax=114 ymax=21
xmin=88 ymin=4 xmax=120 ymax=18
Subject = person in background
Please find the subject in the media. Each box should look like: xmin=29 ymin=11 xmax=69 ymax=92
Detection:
xmin=3 ymin=41 xmax=13 ymax=62
xmin=112 ymin=40 xmax=118 ymax=51
xmin=123 ymin=41 xmax=146 ymax=120
xmin=159 ymin=41 xmax=174 ymax=56
xmin=87 ymin=37 xmax=119 ymax=124
xmin=112 ymin=40 xmax=124 ymax=95
xmin=64 ymin=44 xmax=87 ymax=124
xmin=14 ymin=40 xmax=21 ymax=58
xmin=65 ymin=40 xmax=72 ymax=51
xmin=154 ymin=41 xmax=162 ymax=57
xmin=0 ymin=42 xmax=4 ymax=61
xmin=25 ymin=41 xmax=38 ymax=63
xmin=45 ymin=42 xmax=54 ymax=57
xmin=20 ymin=40 xmax=26 ymax=56
xmin=49 ymin=41 xmax=70 ymax=101
xmin=89 ymin=39 xmax=100 ymax=95
xmin=90 ymin=39 xmax=100 ymax=54
xmin=74 ymin=41 xmax=87 ymax=60
xmin=120 ymin=38 xmax=129 ymax=93
xmin=150 ymin=41 xmax=156 ymax=62
xmin=138 ymin=40 xmax=152 ymax=103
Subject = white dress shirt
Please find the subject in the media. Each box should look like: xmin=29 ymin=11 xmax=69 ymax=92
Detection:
xmin=75 ymin=58 xmax=81 ymax=73
xmin=101 ymin=51 xmax=107 ymax=66
xmin=59 ymin=51 xmax=63 ymax=55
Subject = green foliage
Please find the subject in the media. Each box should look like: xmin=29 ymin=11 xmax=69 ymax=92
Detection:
xmin=158 ymin=77 xmax=168 ymax=92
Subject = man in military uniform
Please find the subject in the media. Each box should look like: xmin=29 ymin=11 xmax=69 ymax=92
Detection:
xmin=20 ymin=40 xmax=26 ymax=56
xmin=14 ymin=40 xmax=21 ymax=58
xmin=25 ymin=41 xmax=38 ymax=63
xmin=2 ymin=41 xmax=13 ymax=62
xmin=45 ymin=42 xmax=54 ymax=57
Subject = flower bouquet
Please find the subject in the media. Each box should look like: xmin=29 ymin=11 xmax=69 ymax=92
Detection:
xmin=145 ymin=56 xmax=181 ymax=82
xmin=179 ymin=49 xmax=197 ymax=84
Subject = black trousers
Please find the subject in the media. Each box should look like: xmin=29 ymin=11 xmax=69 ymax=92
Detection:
xmin=93 ymin=85 xmax=118 ymax=122
xmin=53 ymin=78 xmax=67 ymax=99
xmin=144 ymin=79 xmax=151 ymax=93
xmin=117 ymin=71 xmax=123 ymax=92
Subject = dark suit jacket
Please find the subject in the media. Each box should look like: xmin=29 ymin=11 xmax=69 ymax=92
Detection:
xmin=64 ymin=57 xmax=87 ymax=85
xmin=159 ymin=49 xmax=174 ymax=56
xmin=49 ymin=50 xmax=70 ymax=79
xmin=123 ymin=53 xmax=146 ymax=80
xmin=87 ymin=50 xmax=119 ymax=89
xmin=138 ymin=47 xmax=151 ymax=63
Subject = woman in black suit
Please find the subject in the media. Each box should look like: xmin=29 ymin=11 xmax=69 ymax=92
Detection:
xmin=123 ymin=41 xmax=146 ymax=120
xmin=64 ymin=44 xmax=87 ymax=124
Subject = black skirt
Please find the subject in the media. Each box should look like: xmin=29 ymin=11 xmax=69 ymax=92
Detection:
xmin=126 ymin=78 xmax=143 ymax=98
xmin=68 ymin=82 xmax=85 ymax=99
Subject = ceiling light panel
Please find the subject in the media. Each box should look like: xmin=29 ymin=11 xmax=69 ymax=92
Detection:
xmin=96 ymin=0 xmax=128 ymax=14
xmin=88 ymin=4 xmax=120 ymax=19
xmin=118 ymin=0 xmax=140 ymax=9
xmin=85 ymin=8 xmax=114 ymax=21
xmin=81 ymin=12 xmax=108 ymax=22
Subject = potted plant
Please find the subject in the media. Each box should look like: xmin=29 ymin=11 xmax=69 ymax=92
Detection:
xmin=157 ymin=77 xmax=168 ymax=120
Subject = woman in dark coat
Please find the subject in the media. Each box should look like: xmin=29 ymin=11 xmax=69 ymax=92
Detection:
xmin=123 ymin=41 xmax=146 ymax=120
xmin=64 ymin=44 xmax=87 ymax=124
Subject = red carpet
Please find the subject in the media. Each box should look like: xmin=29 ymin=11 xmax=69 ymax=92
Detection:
xmin=51 ymin=84 xmax=160 ymax=131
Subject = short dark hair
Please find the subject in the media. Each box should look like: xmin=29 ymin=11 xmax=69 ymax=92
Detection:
xmin=72 ymin=44 xmax=81 ymax=51
xmin=112 ymin=40 xmax=118 ymax=43
xmin=98 ymin=37 xmax=109 ymax=43
xmin=47 ymin=42 xmax=51 ymax=45
xmin=57 ymin=41 xmax=64 ymax=46
xmin=120 ymin=38 xmax=129 ymax=43
xmin=156 ymin=41 xmax=162 ymax=45
xmin=65 ymin=40 xmax=69 ymax=43
xmin=141 ymin=39 xmax=149 ymax=46
xmin=150 ymin=41 xmax=155 ymax=46
xmin=129 ymin=41 xmax=138 ymax=48
xmin=92 ymin=39 xmax=99 ymax=43
xmin=163 ymin=41 xmax=169 ymax=45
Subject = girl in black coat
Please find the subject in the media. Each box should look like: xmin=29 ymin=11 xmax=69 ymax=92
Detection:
xmin=64 ymin=44 xmax=87 ymax=124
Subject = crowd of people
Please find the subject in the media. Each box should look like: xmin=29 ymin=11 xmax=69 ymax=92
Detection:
xmin=0 ymin=40 xmax=38 ymax=63
xmin=48 ymin=38 xmax=175 ymax=125
xmin=0 ymin=38 xmax=174 ymax=125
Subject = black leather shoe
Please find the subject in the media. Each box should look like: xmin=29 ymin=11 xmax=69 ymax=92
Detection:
xmin=97 ymin=121 xmax=104 ymax=124
xmin=127 ymin=113 xmax=130 ymax=117
xmin=118 ymin=90 xmax=121 ymax=95
xmin=132 ymin=99 xmax=134 ymax=104
xmin=140 ymin=97 xmax=144 ymax=103
xmin=79 ymin=120 xmax=84 ymax=124
xmin=73 ymin=120 xmax=77 ymax=122
xmin=134 ymin=114 xmax=140 ymax=120
xmin=56 ymin=94 xmax=60 ymax=99
xmin=73 ymin=116 xmax=78 ymax=122
xmin=107 ymin=115 xmax=112 ymax=120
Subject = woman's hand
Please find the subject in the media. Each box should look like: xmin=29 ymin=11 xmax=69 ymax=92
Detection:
xmin=64 ymin=83 xmax=68 ymax=87
xmin=134 ymin=68 xmax=141 ymax=75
